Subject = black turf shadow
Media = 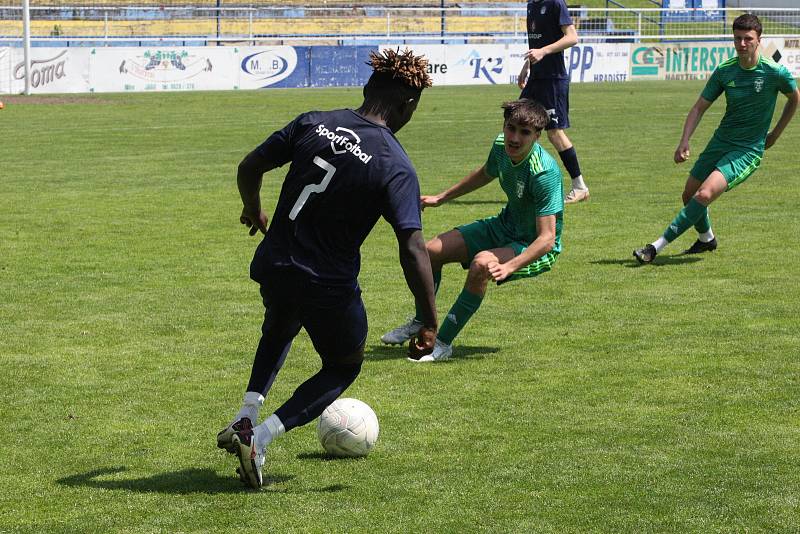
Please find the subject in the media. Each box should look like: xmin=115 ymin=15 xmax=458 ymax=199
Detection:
xmin=297 ymin=451 xmax=366 ymax=463
xmin=365 ymin=343 xmax=499 ymax=362
xmin=56 ymin=466 xmax=293 ymax=494
xmin=591 ymin=254 xmax=704 ymax=268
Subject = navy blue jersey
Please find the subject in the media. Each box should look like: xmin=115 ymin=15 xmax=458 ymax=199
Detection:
xmin=527 ymin=0 xmax=573 ymax=80
xmin=251 ymin=109 xmax=422 ymax=284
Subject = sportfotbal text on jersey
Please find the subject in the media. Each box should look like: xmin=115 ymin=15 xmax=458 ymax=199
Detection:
xmin=315 ymin=124 xmax=373 ymax=164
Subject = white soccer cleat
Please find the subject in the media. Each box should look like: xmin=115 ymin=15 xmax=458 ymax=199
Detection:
xmin=380 ymin=317 xmax=422 ymax=345
xmin=216 ymin=417 xmax=253 ymax=454
xmin=564 ymin=188 xmax=590 ymax=204
xmin=233 ymin=428 xmax=265 ymax=490
xmin=409 ymin=338 xmax=452 ymax=363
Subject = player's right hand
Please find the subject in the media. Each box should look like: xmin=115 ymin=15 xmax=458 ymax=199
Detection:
xmin=674 ymin=143 xmax=690 ymax=164
xmin=420 ymin=195 xmax=444 ymax=210
xmin=408 ymin=326 xmax=436 ymax=359
xmin=240 ymin=207 xmax=268 ymax=236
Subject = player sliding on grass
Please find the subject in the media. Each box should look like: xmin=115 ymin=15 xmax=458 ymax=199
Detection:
xmin=217 ymin=49 xmax=437 ymax=489
xmin=633 ymin=14 xmax=798 ymax=264
xmin=383 ymin=99 xmax=563 ymax=362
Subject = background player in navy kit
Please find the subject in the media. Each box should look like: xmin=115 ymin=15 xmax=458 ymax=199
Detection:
xmin=216 ymin=49 xmax=437 ymax=490
xmin=518 ymin=0 xmax=589 ymax=204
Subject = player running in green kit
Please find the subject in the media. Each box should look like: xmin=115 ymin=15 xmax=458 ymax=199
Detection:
xmin=634 ymin=14 xmax=799 ymax=264
xmin=382 ymin=99 xmax=564 ymax=361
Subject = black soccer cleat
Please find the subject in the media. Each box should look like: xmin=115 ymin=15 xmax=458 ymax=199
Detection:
xmin=684 ymin=238 xmax=717 ymax=255
xmin=633 ymin=244 xmax=657 ymax=264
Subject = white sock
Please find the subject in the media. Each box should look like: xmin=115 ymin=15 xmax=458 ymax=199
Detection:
xmin=235 ymin=391 xmax=264 ymax=423
xmin=254 ymin=413 xmax=285 ymax=451
xmin=699 ymin=229 xmax=715 ymax=243
xmin=651 ymin=236 xmax=668 ymax=253
xmin=571 ymin=175 xmax=587 ymax=190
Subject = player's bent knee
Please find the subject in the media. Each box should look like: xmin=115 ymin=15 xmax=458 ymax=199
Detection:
xmin=693 ymin=189 xmax=714 ymax=205
xmin=473 ymin=250 xmax=498 ymax=265
xmin=468 ymin=253 xmax=494 ymax=278
xmin=330 ymin=346 xmax=365 ymax=367
xmin=547 ymin=129 xmax=570 ymax=150
xmin=322 ymin=360 xmax=363 ymax=387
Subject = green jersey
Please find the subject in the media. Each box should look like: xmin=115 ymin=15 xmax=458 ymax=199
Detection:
xmin=484 ymin=134 xmax=564 ymax=252
xmin=701 ymin=55 xmax=797 ymax=152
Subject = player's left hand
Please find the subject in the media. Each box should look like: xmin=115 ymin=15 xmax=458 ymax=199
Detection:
xmin=487 ymin=261 xmax=513 ymax=282
xmin=240 ymin=207 xmax=268 ymax=236
xmin=765 ymin=130 xmax=777 ymax=149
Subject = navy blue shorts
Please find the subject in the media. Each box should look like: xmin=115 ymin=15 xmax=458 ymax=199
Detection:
xmin=520 ymin=77 xmax=571 ymax=130
xmin=259 ymin=267 xmax=368 ymax=362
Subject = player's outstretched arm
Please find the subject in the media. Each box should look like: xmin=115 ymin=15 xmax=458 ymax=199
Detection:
xmin=488 ymin=214 xmax=556 ymax=282
xmin=395 ymin=228 xmax=437 ymax=348
xmin=675 ymin=96 xmax=712 ymax=163
xmin=421 ymin=165 xmax=494 ymax=209
xmin=237 ymin=149 xmax=277 ymax=236
xmin=766 ymin=88 xmax=799 ymax=149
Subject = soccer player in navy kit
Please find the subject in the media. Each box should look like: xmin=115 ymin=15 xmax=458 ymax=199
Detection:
xmin=216 ymin=49 xmax=437 ymax=489
xmin=518 ymin=0 xmax=589 ymax=204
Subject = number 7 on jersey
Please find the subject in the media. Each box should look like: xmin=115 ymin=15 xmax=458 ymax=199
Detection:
xmin=289 ymin=156 xmax=337 ymax=221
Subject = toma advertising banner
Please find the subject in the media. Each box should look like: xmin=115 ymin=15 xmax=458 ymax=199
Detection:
xmin=3 ymin=47 xmax=90 ymax=94
xmin=0 ymin=48 xmax=9 ymax=93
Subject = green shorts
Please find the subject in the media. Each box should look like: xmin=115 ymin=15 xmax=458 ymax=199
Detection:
xmin=456 ymin=215 xmax=559 ymax=284
xmin=690 ymin=139 xmax=762 ymax=192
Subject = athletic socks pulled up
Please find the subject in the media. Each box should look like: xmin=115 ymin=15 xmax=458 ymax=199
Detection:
xmin=437 ymin=289 xmax=483 ymax=346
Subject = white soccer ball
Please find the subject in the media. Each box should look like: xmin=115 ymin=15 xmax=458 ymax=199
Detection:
xmin=317 ymin=398 xmax=379 ymax=458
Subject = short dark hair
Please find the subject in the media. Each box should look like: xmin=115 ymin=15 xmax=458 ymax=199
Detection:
xmin=501 ymin=99 xmax=549 ymax=131
xmin=733 ymin=13 xmax=762 ymax=37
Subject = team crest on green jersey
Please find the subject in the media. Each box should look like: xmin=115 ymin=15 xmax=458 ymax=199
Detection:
xmin=516 ymin=181 xmax=525 ymax=198
xmin=754 ymin=78 xmax=764 ymax=93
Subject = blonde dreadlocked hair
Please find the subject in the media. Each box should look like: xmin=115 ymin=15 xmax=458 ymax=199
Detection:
xmin=366 ymin=48 xmax=433 ymax=90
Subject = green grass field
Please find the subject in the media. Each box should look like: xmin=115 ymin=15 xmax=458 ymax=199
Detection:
xmin=2 ymin=81 xmax=799 ymax=532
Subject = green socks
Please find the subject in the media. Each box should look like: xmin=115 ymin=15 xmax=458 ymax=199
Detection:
xmin=663 ymin=198 xmax=708 ymax=243
xmin=437 ymin=289 xmax=483 ymax=345
xmin=693 ymin=205 xmax=711 ymax=234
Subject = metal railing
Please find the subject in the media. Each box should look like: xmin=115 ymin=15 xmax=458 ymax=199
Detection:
xmin=1 ymin=6 xmax=799 ymax=45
